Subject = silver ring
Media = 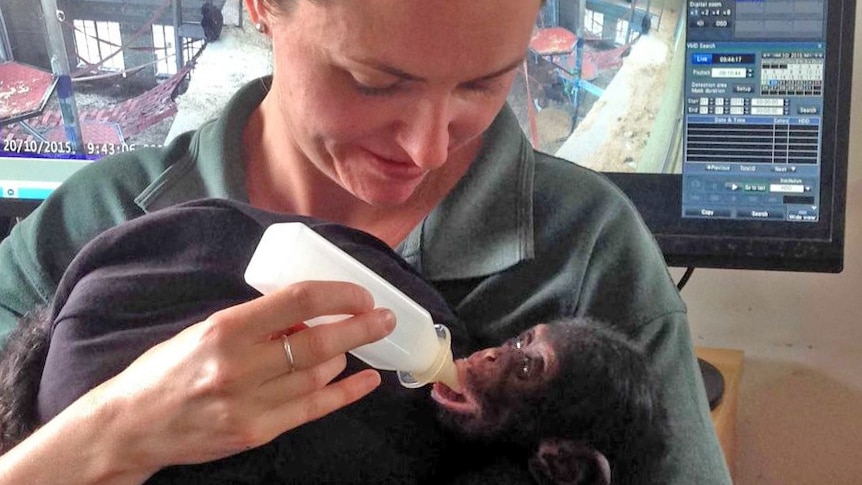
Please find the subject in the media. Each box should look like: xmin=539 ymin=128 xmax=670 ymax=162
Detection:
xmin=282 ymin=335 xmax=296 ymax=373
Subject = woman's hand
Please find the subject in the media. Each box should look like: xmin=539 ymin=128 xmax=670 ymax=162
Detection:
xmin=80 ymin=280 xmax=393 ymax=480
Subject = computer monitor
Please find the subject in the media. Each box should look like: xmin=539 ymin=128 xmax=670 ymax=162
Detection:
xmin=1 ymin=0 xmax=854 ymax=272
xmin=519 ymin=0 xmax=852 ymax=272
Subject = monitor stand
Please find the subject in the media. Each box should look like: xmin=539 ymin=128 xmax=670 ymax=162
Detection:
xmin=698 ymin=357 xmax=725 ymax=410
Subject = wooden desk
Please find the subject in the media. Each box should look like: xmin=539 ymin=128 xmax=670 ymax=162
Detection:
xmin=695 ymin=347 xmax=744 ymax=477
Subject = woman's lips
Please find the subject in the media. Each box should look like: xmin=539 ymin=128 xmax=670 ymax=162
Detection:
xmin=365 ymin=150 xmax=427 ymax=180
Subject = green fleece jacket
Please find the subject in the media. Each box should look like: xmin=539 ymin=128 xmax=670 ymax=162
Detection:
xmin=0 ymin=77 xmax=731 ymax=484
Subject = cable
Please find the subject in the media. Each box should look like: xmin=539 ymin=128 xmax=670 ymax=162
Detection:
xmin=676 ymin=266 xmax=695 ymax=291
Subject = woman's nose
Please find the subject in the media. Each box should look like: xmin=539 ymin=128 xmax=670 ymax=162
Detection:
xmin=396 ymin=95 xmax=452 ymax=170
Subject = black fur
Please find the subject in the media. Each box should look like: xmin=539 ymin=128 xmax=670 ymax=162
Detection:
xmin=0 ymin=306 xmax=52 ymax=453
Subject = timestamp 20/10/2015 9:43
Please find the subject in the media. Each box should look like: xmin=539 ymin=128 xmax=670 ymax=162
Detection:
xmin=2 ymin=139 xmax=158 ymax=156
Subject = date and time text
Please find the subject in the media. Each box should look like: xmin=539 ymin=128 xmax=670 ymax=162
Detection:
xmin=2 ymin=139 xmax=160 ymax=156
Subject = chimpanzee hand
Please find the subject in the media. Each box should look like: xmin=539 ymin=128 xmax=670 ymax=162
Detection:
xmin=72 ymin=280 xmax=394 ymax=478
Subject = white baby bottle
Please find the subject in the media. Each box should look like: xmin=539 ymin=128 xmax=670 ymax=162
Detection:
xmin=244 ymin=222 xmax=460 ymax=390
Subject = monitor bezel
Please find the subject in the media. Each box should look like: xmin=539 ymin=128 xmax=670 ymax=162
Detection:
xmin=605 ymin=0 xmax=854 ymax=273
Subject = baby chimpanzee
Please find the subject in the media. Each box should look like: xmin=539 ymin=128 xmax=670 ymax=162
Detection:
xmin=0 ymin=199 xmax=667 ymax=484
xmin=431 ymin=319 xmax=668 ymax=485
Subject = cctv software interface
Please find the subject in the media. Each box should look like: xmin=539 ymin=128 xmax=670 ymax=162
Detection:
xmin=682 ymin=0 xmax=826 ymax=222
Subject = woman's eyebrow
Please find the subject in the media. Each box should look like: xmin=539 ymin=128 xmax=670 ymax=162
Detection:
xmin=354 ymin=57 xmax=525 ymax=84
xmin=466 ymin=58 xmax=524 ymax=83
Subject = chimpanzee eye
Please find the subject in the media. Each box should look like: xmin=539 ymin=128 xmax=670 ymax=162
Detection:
xmin=513 ymin=330 xmax=533 ymax=350
xmin=517 ymin=353 xmax=547 ymax=381
xmin=510 ymin=331 xmax=543 ymax=380
xmin=518 ymin=356 xmax=530 ymax=379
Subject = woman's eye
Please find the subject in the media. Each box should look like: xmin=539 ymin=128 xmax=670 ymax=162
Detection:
xmin=348 ymin=73 xmax=402 ymax=96
xmin=353 ymin=81 xmax=399 ymax=96
xmin=460 ymin=78 xmax=506 ymax=96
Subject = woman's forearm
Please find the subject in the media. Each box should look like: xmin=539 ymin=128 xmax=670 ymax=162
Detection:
xmin=0 ymin=391 xmax=154 ymax=485
xmin=0 ymin=283 xmax=392 ymax=484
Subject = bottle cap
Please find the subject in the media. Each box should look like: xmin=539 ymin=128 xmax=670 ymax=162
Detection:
xmin=397 ymin=324 xmax=461 ymax=390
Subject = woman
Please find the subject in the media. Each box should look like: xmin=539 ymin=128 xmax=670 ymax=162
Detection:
xmin=0 ymin=0 xmax=730 ymax=483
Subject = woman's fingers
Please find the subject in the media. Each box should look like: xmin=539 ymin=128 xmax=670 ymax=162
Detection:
xmin=262 ymin=307 xmax=394 ymax=375
xmin=256 ymin=369 xmax=382 ymax=441
xmin=214 ymin=280 xmax=377 ymax=342
xmin=242 ymin=305 xmax=393 ymax=384
xmin=260 ymin=353 xmax=349 ymax=395
xmin=216 ymin=357 xmax=381 ymax=449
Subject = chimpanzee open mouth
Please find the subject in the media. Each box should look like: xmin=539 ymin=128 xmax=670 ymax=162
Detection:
xmin=430 ymin=381 xmax=479 ymax=416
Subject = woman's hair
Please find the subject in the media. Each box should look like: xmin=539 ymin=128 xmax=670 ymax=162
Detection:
xmin=260 ymin=0 xmax=544 ymax=16
xmin=258 ymin=0 xmax=315 ymax=15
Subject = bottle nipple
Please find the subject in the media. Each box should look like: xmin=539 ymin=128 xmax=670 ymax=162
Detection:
xmin=433 ymin=355 xmax=462 ymax=392
xmin=397 ymin=324 xmax=462 ymax=391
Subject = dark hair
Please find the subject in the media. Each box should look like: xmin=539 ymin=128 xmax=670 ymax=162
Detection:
xmin=0 ymin=306 xmax=51 ymax=453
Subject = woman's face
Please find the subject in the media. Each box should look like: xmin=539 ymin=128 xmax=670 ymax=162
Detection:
xmin=261 ymin=0 xmax=541 ymax=207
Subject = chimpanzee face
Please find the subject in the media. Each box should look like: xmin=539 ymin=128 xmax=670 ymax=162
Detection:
xmin=431 ymin=323 xmax=561 ymax=437
xmin=431 ymin=319 xmax=667 ymax=485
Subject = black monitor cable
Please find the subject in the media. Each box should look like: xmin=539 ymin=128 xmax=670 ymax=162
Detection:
xmin=676 ymin=266 xmax=696 ymax=291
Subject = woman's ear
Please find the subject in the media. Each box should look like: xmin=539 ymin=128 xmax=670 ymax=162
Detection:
xmin=244 ymin=0 xmax=269 ymax=32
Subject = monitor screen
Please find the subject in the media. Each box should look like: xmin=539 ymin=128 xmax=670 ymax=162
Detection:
xmin=1 ymin=0 xmax=216 ymax=217
xmin=515 ymin=0 xmax=853 ymax=272
xmin=0 ymin=0 xmax=854 ymax=272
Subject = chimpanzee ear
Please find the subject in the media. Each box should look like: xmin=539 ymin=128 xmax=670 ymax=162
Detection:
xmin=527 ymin=438 xmax=611 ymax=485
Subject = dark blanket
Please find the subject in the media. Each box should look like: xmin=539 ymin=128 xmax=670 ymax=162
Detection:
xmin=11 ymin=198 xmax=479 ymax=484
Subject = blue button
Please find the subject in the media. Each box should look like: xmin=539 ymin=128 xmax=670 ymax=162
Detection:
xmin=692 ymin=54 xmax=712 ymax=64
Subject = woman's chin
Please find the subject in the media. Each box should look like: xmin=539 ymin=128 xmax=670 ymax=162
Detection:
xmin=350 ymin=181 xmax=425 ymax=208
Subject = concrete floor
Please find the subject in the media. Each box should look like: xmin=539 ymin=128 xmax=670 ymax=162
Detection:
xmin=165 ymin=2 xmax=271 ymax=143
